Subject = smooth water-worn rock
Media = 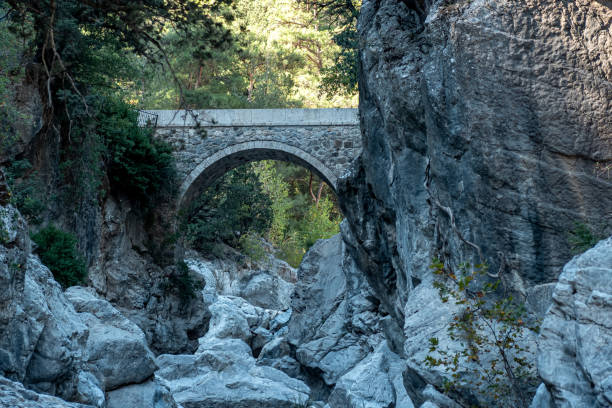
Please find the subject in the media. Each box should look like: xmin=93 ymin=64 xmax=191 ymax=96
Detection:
xmin=0 ymin=375 xmax=92 ymax=408
xmin=186 ymin=243 xmax=296 ymax=310
xmin=74 ymin=371 xmax=104 ymax=408
xmin=328 ymin=342 xmax=413 ymax=408
xmin=157 ymin=303 xmax=311 ymax=408
xmin=106 ymin=377 xmax=177 ymax=408
xmin=22 ymin=256 xmax=89 ymax=397
xmin=0 ymin=204 xmax=89 ymax=400
xmin=288 ymin=234 xmax=385 ymax=386
xmin=92 ymin=196 xmax=210 ymax=355
xmin=64 ymin=286 xmax=157 ymax=391
xmin=157 ymin=338 xmax=310 ymax=408
xmin=536 ymin=237 xmax=612 ymax=408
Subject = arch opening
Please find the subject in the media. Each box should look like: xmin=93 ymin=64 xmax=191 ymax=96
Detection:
xmin=178 ymin=141 xmax=339 ymax=213
xmin=178 ymin=143 xmax=343 ymax=269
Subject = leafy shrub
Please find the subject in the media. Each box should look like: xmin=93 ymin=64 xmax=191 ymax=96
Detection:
xmin=239 ymin=232 xmax=267 ymax=263
xmin=568 ymin=222 xmax=600 ymax=254
xmin=97 ymin=97 xmax=175 ymax=203
xmin=5 ymin=160 xmax=46 ymax=224
xmin=425 ymin=259 xmax=539 ymax=408
xmin=161 ymin=260 xmax=200 ymax=303
xmin=31 ymin=225 xmax=87 ymax=288
xmin=185 ymin=165 xmax=273 ymax=253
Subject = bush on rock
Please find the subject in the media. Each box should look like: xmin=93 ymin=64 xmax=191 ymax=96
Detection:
xmin=31 ymin=225 xmax=87 ymax=288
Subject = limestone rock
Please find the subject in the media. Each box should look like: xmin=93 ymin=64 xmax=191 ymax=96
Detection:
xmin=65 ymin=286 xmax=157 ymax=391
xmin=288 ymin=234 xmax=383 ymax=385
xmin=185 ymin=244 xmax=296 ymax=310
xmin=0 ymin=205 xmax=34 ymax=380
xmin=257 ymin=336 xmax=301 ymax=378
xmin=106 ymin=378 xmax=177 ymax=408
xmin=74 ymin=371 xmax=105 ymax=408
xmin=0 ymin=375 xmax=92 ymax=408
xmin=529 ymin=383 xmax=553 ymax=408
xmin=93 ymin=196 xmax=210 ymax=355
xmin=328 ymin=342 xmax=413 ymax=408
xmin=22 ymin=257 xmax=89 ymax=397
xmin=197 ymin=295 xmax=252 ymax=344
xmin=536 ymin=237 xmax=612 ymax=407
xmin=157 ymin=337 xmax=310 ymax=408
xmin=339 ymin=0 xmax=612 ymax=330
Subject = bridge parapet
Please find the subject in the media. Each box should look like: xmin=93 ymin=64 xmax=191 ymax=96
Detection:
xmin=145 ymin=108 xmax=358 ymax=127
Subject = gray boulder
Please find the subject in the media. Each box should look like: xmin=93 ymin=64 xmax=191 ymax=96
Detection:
xmin=65 ymin=286 xmax=157 ymax=391
xmin=157 ymin=336 xmax=310 ymax=407
xmin=0 ymin=204 xmax=89 ymax=400
xmin=536 ymin=237 xmax=612 ymax=407
xmin=106 ymin=378 xmax=177 ymax=408
xmin=22 ymin=257 xmax=89 ymax=397
xmin=74 ymin=371 xmax=105 ymax=407
xmin=288 ymin=234 xmax=382 ymax=385
xmin=0 ymin=375 xmax=92 ymax=408
xmin=185 ymin=244 xmax=296 ymax=310
xmin=328 ymin=342 xmax=413 ymax=408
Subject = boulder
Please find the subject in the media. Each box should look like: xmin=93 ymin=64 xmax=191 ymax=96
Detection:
xmin=185 ymin=245 xmax=296 ymax=310
xmin=288 ymin=234 xmax=384 ymax=385
xmin=536 ymin=237 xmax=612 ymax=407
xmin=0 ymin=375 xmax=92 ymax=408
xmin=22 ymin=256 xmax=89 ymax=397
xmin=257 ymin=336 xmax=302 ymax=378
xmin=328 ymin=342 xmax=413 ymax=408
xmin=65 ymin=286 xmax=157 ymax=391
xmin=156 ymin=337 xmax=310 ymax=408
xmin=106 ymin=378 xmax=177 ymax=408
xmin=74 ymin=371 xmax=105 ymax=407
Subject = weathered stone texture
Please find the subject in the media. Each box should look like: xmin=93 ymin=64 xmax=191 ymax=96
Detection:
xmin=536 ymin=236 xmax=612 ymax=408
xmin=148 ymin=109 xmax=361 ymax=208
xmin=340 ymin=0 xmax=612 ymax=327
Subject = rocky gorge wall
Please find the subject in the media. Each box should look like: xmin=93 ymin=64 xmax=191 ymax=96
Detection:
xmin=340 ymin=0 xmax=611 ymax=328
xmin=1 ymin=0 xmax=611 ymax=407
xmin=336 ymin=0 xmax=612 ymax=406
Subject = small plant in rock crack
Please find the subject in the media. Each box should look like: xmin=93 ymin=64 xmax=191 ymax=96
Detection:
xmin=424 ymin=258 xmax=540 ymax=408
xmin=160 ymin=260 xmax=201 ymax=304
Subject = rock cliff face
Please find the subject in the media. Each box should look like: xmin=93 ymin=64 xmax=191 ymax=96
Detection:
xmin=2 ymin=0 xmax=612 ymax=407
xmin=536 ymin=237 xmax=612 ymax=408
xmin=339 ymin=0 xmax=612 ymax=324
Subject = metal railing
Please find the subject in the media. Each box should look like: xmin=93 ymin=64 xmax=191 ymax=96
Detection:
xmin=136 ymin=110 xmax=158 ymax=128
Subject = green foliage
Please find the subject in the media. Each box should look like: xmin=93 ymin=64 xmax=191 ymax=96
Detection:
xmin=239 ymin=232 xmax=268 ymax=263
xmin=0 ymin=7 xmax=31 ymax=157
xmin=185 ymin=164 xmax=273 ymax=253
xmin=97 ymin=97 xmax=175 ymax=203
xmin=568 ymin=222 xmax=600 ymax=255
xmin=5 ymin=160 xmax=45 ymax=224
xmin=135 ymin=0 xmax=358 ymax=109
xmin=161 ymin=260 xmax=200 ymax=303
xmin=31 ymin=225 xmax=87 ymax=288
xmin=184 ymin=161 xmax=342 ymax=267
xmin=426 ymin=259 xmax=539 ymax=408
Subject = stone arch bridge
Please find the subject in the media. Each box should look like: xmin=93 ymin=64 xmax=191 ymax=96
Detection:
xmin=141 ymin=109 xmax=362 ymax=210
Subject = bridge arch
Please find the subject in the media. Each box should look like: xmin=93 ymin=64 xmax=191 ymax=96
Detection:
xmin=178 ymin=140 xmax=338 ymax=212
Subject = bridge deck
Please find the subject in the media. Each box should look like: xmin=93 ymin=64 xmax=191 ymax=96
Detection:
xmin=141 ymin=108 xmax=359 ymax=127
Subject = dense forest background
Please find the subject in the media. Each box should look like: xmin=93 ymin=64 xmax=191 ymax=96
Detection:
xmin=0 ymin=0 xmax=359 ymax=269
